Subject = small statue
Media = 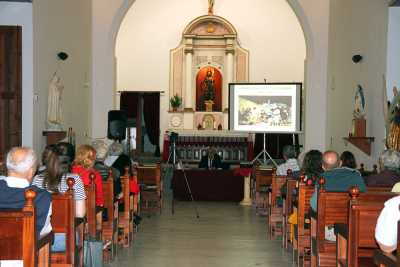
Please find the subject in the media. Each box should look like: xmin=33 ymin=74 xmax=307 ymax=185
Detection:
xmin=47 ymin=74 xmax=64 ymax=130
xmin=208 ymin=0 xmax=214 ymax=15
xmin=353 ymin=85 xmax=365 ymax=118
xmin=385 ymin=86 xmax=400 ymax=151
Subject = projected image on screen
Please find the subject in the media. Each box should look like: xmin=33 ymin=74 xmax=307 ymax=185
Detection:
xmin=238 ymin=95 xmax=292 ymax=128
xmin=229 ymin=83 xmax=302 ymax=133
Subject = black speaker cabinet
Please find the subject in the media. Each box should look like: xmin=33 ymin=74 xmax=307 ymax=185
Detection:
xmin=107 ymin=110 xmax=127 ymax=141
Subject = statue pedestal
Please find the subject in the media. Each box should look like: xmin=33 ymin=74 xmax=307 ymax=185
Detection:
xmin=240 ymin=174 xmax=252 ymax=206
xmin=352 ymin=118 xmax=366 ymax=137
xmin=42 ymin=130 xmax=66 ymax=145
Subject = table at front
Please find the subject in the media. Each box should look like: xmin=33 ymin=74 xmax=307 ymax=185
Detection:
xmin=171 ymin=169 xmax=244 ymax=205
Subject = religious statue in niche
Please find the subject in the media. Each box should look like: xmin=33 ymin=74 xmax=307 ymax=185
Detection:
xmin=351 ymin=85 xmax=366 ymax=137
xmin=384 ymin=85 xmax=400 ymax=151
xmin=46 ymin=74 xmax=64 ymax=130
xmin=196 ymin=67 xmax=222 ymax=112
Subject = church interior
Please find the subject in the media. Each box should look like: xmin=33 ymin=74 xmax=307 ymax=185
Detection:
xmin=1 ymin=0 xmax=400 ymax=266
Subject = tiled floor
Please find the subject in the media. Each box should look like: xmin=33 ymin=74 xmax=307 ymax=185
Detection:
xmin=107 ymin=198 xmax=293 ymax=266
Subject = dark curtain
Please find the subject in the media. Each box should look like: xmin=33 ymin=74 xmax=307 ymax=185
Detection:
xmin=120 ymin=92 xmax=138 ymax=119
xmin=143 ymin=93 xmax=160 ymax=156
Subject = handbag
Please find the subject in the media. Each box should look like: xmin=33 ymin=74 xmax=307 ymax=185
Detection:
xmin=84 ymin=238 xmax=103 ymax=267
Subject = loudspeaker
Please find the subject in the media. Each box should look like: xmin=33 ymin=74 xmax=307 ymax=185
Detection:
xmin=107 ymin=110 xmax=127 ymax=141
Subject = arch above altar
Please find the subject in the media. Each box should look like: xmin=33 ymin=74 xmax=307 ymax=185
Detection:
xmin=169 ymin=14 xmax=249 ymax=131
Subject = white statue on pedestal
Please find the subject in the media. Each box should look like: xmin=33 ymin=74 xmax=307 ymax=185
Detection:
xmin=46 ymin=75 xmax=64 ymax=130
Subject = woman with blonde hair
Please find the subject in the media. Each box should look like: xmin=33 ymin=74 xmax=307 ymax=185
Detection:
xmin=71 ymin=144 xmax=104 ymax=206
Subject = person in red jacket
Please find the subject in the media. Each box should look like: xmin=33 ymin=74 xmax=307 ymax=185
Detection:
xmin=71 ymin=144 xmax=104 ymax=207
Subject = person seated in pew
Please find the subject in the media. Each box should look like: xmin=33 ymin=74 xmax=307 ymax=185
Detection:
xmin=56 ymin=142 xmax=75 ymax=173
xmin=32 ymin=145 xmax=86 ymax=252
xmin=0 ymin=147 xmax=52 ymax=237
xmin=375 ymin=195 xmax=400 ymax=253
xmin=276 ymin=145 xmax=300 ymax=176
xmin=364 ymin=150 xmax=400 ymax=187
xmin=310 ymin=150 xmax=366 ymax=212
xmin=92 ymin=140 xmax=123 ymax=200
xmin=71 ymin=144 xmax=104 ymax=207
xmin=198 ymin=147 xmax=223 ymax=169
xmin=339 ymin=150 xmax=357 ymax=169
xmin=32 ymin=145 xmax=86 ymax=217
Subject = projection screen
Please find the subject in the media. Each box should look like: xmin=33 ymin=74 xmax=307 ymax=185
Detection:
xmin=229 ymin=83 xmax=302 ymax=133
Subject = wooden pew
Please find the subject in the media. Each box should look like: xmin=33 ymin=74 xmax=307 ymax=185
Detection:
xmin=0 ymin=189 xmax=52 ymax=267
xmin=102 ymin=169 xmax=119 ymax=261
xmin=310 ymin=179 xmax=395 ymax=267
xmin=50 ymin=178 xmax=84 ymax=267
xmin=292 ymin=177 xmax=315 ymax=267
xmin=84 ymin=173 xmax=102 ymax=240
xmin=267 ymin=169 xmax=287 ymax=239
xmin=137 ymin=164 xmax=162 ymax=214
xmin=373 ymin=206 xmax=400 ymax=267
xmin=118 ymin=167 xmax=134 ymax=248
xmin=282 ymin=175 xmax=297 ymax=249
xmin=335 ymin=187 xmax=395 ymax=267
xmin=252 ymin=166 xmax=274 ymax=214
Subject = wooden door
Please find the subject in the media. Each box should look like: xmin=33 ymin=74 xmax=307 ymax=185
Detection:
xmin=0 ymin=26 xmax=22 ymax=161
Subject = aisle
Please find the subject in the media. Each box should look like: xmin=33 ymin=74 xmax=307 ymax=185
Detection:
xmin=107 ymin=200 xmax=293 ymax=267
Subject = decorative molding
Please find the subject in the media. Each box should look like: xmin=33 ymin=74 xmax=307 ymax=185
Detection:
xmin=211 ymin=56 xmax=224 ymax=65
xmin=0 ymin=0 xmax=32 ymax=2
xmin=183 ymin=15 xmax=237 ymax=36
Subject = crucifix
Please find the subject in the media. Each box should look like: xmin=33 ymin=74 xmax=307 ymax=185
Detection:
xmin=208 ymin=0 xmax=214 ymax=15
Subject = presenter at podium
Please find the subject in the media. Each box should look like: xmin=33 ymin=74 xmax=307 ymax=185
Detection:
xmin=199 ymin=147 xmax=222 ymax=169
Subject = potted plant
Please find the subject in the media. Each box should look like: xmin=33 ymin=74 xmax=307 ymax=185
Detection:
xmin=170 ymin=94 xmax=182 ymax=111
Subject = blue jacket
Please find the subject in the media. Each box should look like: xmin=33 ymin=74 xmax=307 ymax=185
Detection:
xmin=0 ymin=180 xmax=51 ymax=237
xmin=310 ymin=167 xmax=366 ymax=211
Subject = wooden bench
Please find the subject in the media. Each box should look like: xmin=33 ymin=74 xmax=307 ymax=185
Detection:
xmin=282 ymin=176 xmax=297 ymax=249
xmin=50 ymin=178 xmax=84 ymax=267
xmin=373 ymin=206 xmax=400 ymax=267
xmin=102 ymin=169 xmax=119 ymax=261
xmin=267 ymin=169 xmax=288 ymax=239
xmin=335 ymin=187 xmax=395 ymax=267
xmin=311 ymin=179 xmax=396 ymax=267
xmin=118 ymin=167 xmax=134 ymax=248
xmin=0 ymin=189 xmax=52 ymax=267
xmin=84 ymin=173 xmax=102 ymax=240
xmin=252 ymin=166 xmax=274 ymax=214
xmin=137 ymin=164 xmax=162 ymax=214
xmin=292 ymin=176 xmax=315 ymax=267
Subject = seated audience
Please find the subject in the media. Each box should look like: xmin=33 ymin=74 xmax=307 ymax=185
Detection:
xmin=276 ymin=145 xmax=300 ymax=175
xmin=340 ymin=151 xmax=357 ymax=169
xmin=32 ymin=145 xmax=86 ymax=218
xmin=300 ymin=149 xmax=323 ymax=183
xmin=310 ymin=150 xmax=366 ymax=211
xmin=198 ymin=147 xmax=222 ymax=169
xmin=364 ymin=150 xmax=400 ymax=187
xmin=375 ymin=195 xmax=400 ymax=253
xmin=56 ymin=142 xmax=75 ymax=173
xmin=0 ymin=147 xmax=52 ymax=237
xmin=71 ymin=144 xmax=104 ymax=207
xmin=92 ymin=140 xmax=122 ymax=199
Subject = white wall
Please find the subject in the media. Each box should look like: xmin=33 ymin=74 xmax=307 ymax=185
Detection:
xmin=33 ymin=0 xmax=92 ymax=151
xmin=327 ymin=0 xmax=388 ymax=167
xmin=115 ymin=0 xmax=306 ymax=148
xmin=387 ymin=7 xmax=400 ymax=99
xmin=0 ymin=2 xmax=34 ymax=148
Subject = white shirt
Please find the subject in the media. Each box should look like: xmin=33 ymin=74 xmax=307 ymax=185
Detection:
xmin=4 ymin=176 xmax=52 ymax=237
xmin=276 ymin=158 xmax=300 ymax=176
xmin=375 ymin=195 xmax=400 ymax=248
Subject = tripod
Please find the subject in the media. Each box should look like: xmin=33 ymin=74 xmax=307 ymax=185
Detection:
xmin=251 ymin=133 xmax=278 ymax=167
xmin=167 ymin=139 xmax=200 ymax=219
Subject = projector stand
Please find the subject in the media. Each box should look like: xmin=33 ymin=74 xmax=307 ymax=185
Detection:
xmin=251 ymin=133 xmax=278 ymax=167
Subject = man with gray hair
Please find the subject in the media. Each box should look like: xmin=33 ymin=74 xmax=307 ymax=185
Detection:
xmin=365 ymin=150 xmax=400 ymax=187
xmin=0 ymin=147 xmax=52 ymax=237
xmin=276 ymin=145 xmax=300 ymax=175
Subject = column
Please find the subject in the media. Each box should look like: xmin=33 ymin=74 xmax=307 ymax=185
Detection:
xmin=223 ymin=51 xmax=234 ymax=111
xmin=240 ymin=174 xmax=252 ymax=206
xmin=184 ymin=50 xmax=193 ymax=110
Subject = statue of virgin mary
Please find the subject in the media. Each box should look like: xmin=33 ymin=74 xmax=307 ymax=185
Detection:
xmin=46 ymin=74 xmax=64 ymax=130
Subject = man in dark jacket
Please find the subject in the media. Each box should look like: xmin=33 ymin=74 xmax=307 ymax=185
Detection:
xmin=0 ymin=147 xmax=52 ymax=237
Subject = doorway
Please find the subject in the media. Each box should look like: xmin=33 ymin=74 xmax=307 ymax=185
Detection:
xmin=0 ymin=26 xmax=22 ymax=161
xmin=120 ymin=92 xmax=160 ymax=158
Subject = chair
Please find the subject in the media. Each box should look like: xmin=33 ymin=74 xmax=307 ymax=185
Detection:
xmin=137 ymin=164 xmax=162 ymax=215
xmin=118 ymin=167 xmax=134 ymax=248
xmin=0 ymin=189 xmax=52 ymax=267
